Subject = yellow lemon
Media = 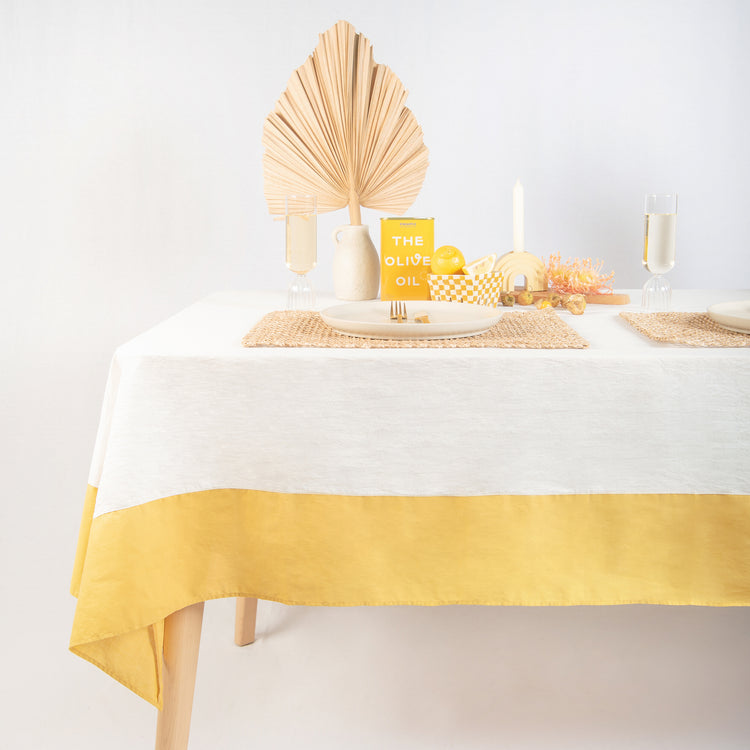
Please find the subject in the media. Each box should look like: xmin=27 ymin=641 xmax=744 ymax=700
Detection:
xmin=462 ymin=253 xmax=497 ymax=276
xmin=430 ymin=245 xmax=466 ymax=275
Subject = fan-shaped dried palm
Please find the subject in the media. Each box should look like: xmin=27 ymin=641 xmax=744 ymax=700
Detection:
xmin=263 ymin=20 xmax=429 ymax=225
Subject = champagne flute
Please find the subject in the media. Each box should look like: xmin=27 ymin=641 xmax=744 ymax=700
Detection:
xmin=642 ymin=193 xmax=677 ymax=311
xmin=285 ymin=195 xmax=317 ymax=310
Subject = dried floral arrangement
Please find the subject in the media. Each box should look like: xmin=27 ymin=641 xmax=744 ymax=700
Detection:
xmin=262 ymin=20 xmax=429 ymax=225
xmin=545 ymin=252 xmax=615 ymax=295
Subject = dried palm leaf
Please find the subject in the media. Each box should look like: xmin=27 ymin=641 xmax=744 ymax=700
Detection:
xmin=263 ymin=20 xmax=429 ymax=225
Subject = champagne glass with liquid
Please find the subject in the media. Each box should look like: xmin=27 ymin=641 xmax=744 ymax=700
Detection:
xmin=642 ymin=193 xmax=677 ymax=311
xmin=285 ymin=195 xmax=317 ymax=310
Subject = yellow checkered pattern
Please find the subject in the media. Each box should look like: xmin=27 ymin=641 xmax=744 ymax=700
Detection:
xmin=427 ymin=272 xmax=504 ymax=307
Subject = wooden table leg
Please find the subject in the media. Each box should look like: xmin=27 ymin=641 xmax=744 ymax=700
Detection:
xmin=234 ymin=597 xmax=258 ymax=646
xmin=155 ymin=601 xmax=204 ymax=750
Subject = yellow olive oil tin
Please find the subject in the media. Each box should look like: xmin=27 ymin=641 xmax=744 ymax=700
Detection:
xmin=380 ymin=217 xmax=435 ymax=300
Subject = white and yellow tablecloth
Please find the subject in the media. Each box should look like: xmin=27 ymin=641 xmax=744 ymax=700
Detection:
xmin=70 ymin=290 xmax=750 ymax=708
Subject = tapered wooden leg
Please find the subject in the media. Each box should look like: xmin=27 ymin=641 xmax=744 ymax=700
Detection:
xmin=155 ymin=602 xmax=204 ymax=750
xmin=234 ymin=597 xmax=258 ymax=646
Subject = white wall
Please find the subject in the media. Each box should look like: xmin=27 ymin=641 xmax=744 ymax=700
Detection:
xmin=2 ymin=2 xmax=749 ymax=748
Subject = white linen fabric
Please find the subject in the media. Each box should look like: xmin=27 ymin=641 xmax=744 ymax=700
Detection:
xmin=89 ymin=291 xmax=750 ymax=518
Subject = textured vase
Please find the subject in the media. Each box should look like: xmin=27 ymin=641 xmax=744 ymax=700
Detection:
xmin=331 ymin=224 xmax=380 ymax=301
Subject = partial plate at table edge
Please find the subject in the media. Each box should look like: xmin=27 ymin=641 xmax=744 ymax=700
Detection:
xmin=707 ymin=300 xmax=750 ymax=334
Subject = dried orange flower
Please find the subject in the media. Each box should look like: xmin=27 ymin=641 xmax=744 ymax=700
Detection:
xmin=545 ymin=252 xmax=615 ymax=295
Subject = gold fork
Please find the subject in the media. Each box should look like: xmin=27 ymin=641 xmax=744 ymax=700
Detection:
xmin=389 ymin=300 xmax=407 ymax=322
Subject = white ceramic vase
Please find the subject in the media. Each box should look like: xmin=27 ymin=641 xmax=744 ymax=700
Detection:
xmin=331 ymin=224 xmax=380 ymax=301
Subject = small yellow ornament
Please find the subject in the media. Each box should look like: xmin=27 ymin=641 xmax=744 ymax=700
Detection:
xmin=564 ymin=294 xmax=587 ymax=315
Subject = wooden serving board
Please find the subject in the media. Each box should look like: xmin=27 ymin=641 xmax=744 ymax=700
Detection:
xmin=510 ymin=290 xmax=631 ymax=305
xmin=581 ymin=293 xmax=631 ymax=305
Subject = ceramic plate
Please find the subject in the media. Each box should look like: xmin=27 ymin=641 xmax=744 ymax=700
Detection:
xmin=707 ymin=300 xmax=750 ymax=334
xmin=320 ymin=300 xmax=502 ymax=340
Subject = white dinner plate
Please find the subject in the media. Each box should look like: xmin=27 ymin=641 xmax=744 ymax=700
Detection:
xmin=320 ymin=300 xmax=503 ymax=340
xmin=707 ymin=300 xmax=750 ymax=334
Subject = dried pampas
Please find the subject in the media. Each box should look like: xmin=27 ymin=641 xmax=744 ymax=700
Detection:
xmin=263 ymin=20 xmax=429 ymax=225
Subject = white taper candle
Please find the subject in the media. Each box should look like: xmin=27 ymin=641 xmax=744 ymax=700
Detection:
xmin=513 ymin=179 xmax=524 ymax=253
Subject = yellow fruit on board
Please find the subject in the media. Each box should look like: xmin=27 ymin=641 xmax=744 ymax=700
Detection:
xmin=431 ymin=245 xmax=466 ymax=275
xmin=462 ymin=253 xmax=497 ymax=276
xmin=564 ymin=293 xmax=587 ymax=315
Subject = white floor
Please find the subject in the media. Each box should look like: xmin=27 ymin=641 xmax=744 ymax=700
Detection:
xmin=3 ymin=327 xmax=750 ymax=749
xmin=7 ymin=595 xmax=750 ymax=749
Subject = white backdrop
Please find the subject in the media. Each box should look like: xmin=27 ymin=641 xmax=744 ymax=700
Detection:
xmin=2 ymin=2 xmax=749 ymax=748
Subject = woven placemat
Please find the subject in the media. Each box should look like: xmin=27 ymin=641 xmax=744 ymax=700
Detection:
xmin=620 ymin=312 xmax=750 ymax=347
xmin=242 ymin=310 xmax=589 ymax=349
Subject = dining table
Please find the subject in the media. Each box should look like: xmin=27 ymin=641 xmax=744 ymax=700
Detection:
xmin=69 ymin=288 xmax=750 ymax=749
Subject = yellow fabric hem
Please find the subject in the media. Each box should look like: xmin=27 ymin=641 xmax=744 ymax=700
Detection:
xmin=70 ymin=642 xmax=160 ymax=707
xmin=70 ymin=484 xmax=97 ymax=597
xmin=70 ymin=486 xmax=750 ymax=707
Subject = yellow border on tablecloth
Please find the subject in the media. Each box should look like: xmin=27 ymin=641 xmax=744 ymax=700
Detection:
xmin=70 ymin=486 xmax=750 ymax=708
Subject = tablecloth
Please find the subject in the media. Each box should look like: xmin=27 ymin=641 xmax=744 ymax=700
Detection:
xmin=70 ymin=290 xmax=750 ymax=707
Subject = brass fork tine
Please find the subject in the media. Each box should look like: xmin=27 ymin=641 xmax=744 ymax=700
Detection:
xmin=389 ymin=301 xmax=408 ymax=322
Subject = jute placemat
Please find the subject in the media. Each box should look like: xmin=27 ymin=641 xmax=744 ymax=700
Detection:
xmin=620 ymin=312 xmax=750 ymax=347
xmin=242 ymin=310 xmax=589 ymax=349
